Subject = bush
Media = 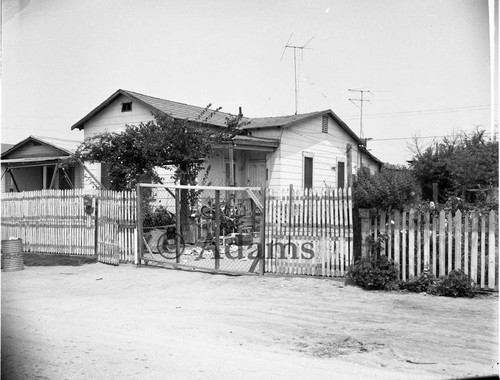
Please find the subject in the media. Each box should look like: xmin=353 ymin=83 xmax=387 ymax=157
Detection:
xmin=401 ymin=269 xmax=476 ymax=297
xmin=353 ymin=165 xmax=421 ymax=211
xmin=347 ymin=255 xmax=399 ymax=290
xmin=428 ymin=269 xmax=476 ymax=297
xmin=401 ymin=268 xmax=437 ymax=293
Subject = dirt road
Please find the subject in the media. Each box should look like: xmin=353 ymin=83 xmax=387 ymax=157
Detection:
xmin=1 ymin=264 xmax=498 ymax=379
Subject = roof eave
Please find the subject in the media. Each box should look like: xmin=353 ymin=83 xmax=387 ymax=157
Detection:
xmin=70 ymin=89 xmax=161 ymax=131
xmin=1 ymin=136 xmax=73 ymax=159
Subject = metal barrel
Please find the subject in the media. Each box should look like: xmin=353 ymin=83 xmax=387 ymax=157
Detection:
xmin=1 ymin=239 xmax=24 ymax=272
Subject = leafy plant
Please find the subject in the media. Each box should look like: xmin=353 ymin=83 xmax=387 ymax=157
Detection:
xmin=400 ymin=268 xmax=476 ymax=297
xmin=428 ymin=269 xmax=476 ymax=297
xmin=409 ymin=129 xmax=498 ymax=204
xmin=143 ymin=206 xmax=175 ymax=229
xmin=347 ymin=255 xmax=399 ymax=290
xmin=402 ymin=267 xmax=437 ymax=293
xmin=353 ymin=165 xmax=421 ymax=211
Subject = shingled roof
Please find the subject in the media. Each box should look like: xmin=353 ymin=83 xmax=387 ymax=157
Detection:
xmin=69 ymin=89 xmax=381 ymax=166
xmin=1 ymin=135 xmax=82 ymax=159
xmin=71 ymin=89 xmax=245 ymax=130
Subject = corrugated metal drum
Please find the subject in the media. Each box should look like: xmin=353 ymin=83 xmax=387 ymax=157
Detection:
xmin=1 ymin=239 xmax=24 ymax=272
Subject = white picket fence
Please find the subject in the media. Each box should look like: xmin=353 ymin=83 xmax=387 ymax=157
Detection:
xmin=1 ymin=189 xmax=95 ymax=255
xmin=265 ymin=187 xmax=353 ymax=276
xmin=362 ymin=209 xmax=499 ymax=290
xmin=1 ymin=189 xmax=137 ymax=263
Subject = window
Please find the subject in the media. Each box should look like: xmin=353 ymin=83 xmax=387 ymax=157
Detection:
xmin=121 ymin=102 xmax=132 ymax=112
xmin=304 ymin=157 xmax=313 ymax=189
xmin=337 ymin=161 xmax=345 ymax=189
xmin=322 ymin=115 xmax=328 ymax=133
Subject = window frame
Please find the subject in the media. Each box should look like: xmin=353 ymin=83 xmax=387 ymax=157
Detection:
xmin=121 ymin=102 xmax=132 ymax=112
xmin=303 ymin=153 xmax=314 ymax=189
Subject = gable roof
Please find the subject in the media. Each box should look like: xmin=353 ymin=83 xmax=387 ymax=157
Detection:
xmin=245 ymin=109 xmax=383 ymax=167
xmin=71 ymin=89 xmax=245 ymax=130
xmin=1 ymin=135 xmax=82 ymax=159
xmin=69 ymin=89 xmax=381 ymax=166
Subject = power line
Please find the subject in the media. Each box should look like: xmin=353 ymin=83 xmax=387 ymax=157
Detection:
xmin=371 ymin=132 xmax=494 ymax=142
xmin=341 ymin=104 xmax=493 ymax=120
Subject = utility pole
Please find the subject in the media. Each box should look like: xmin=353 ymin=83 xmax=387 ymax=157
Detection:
xmin=348 ymin=89 xmax=372 ymax=139
xmin=281 ymin=34 xmax=314 ymax=115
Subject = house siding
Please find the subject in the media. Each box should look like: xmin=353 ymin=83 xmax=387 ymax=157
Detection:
xmin=252 ymin=114 xmax=379 ymax=189
xmin=83 ymin=95 xmax=154 ymax=137
xmin=4 ymin=143 xmax=67 ymax=159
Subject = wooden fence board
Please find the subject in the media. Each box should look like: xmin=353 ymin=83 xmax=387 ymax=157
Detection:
xmin=363 ymin=208 xmax=498 ymax=290
xmin=470 ymin=213 xmax=478 ymax=283
xmin=402 ymin=211 xmax=407 ymax=281
xmin=432 ymin=212 xmax=437 ymax=275
xmin=423 ymin=212 xmax=430 ymax=270
xmin=393 ymin=211 xmax=400 ymax=270
xmin=1 ymin=189 xmax=136 ymax=263
xmin=488 ymin=210 xmax=497 ymax=289
xmin=455 ymin=210 xmax=462 ymax=271
xmin=263 ymin=187 xmax=352 ymax=278
xmin=464 ymin=213 xmax=469 ymax=275
xmin=481 ymin=214 xmax=486 ymax=289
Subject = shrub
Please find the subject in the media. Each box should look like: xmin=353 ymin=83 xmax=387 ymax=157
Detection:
xmin=143 ymin=206 xmax=175 ymax=229
xmin=353 ymin=165 xmax=421 ymax=211
xmin=347 ymin=255 xmax=399 ymax=290
xmin=401 ymin=268 xmax=437 ymax=293
xmin=428 ymin=269 xmax=476 ymax=297
xmin=401 ymin=269 xmax=476 ymax=297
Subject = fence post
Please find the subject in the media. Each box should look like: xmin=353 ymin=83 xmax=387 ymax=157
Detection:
xmin=175 ymin=188 xmax=181 ymax=264
xmin=94 ymin=195 xmax=99 ymax=259
xmin=259 ymin=186 xmax=266 ymax=276
xmin=214 ymin=190 xmax=220 ymax=270
xmin=136 ymin=184 xmax=143 ymax=265
xmin=359 ymin=208 xmax=370 ymax=258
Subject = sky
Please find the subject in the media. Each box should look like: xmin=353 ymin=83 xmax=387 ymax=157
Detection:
xmin=1 ymin=0 xmax=498 ymax=165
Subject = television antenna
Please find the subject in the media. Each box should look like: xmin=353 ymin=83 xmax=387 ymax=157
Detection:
xmin=280 ymin=33 xmax=315 ymax=115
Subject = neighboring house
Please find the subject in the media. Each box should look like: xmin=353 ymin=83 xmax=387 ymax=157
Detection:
xmin=1 ymin=136 xmax=85 ymax=192
xmin=70 ymin=89 xmax=382 ymax=190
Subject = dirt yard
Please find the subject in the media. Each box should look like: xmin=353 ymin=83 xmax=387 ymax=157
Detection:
xmin=1 ymin=263 xmax=498 ymax=379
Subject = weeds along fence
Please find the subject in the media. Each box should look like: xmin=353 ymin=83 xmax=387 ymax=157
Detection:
xmin=361 ymin=209 xmax=499 ymax=290
xmin=1 ymin=189 xmax=137 ymax=264
xmin=265 ymin=187 xmax=353 ymax=277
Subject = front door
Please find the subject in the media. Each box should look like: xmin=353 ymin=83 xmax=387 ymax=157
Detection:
xmin=248 ymin=161 xmax=266 ymax=188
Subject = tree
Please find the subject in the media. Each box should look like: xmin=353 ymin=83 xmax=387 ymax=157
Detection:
xmin=409 ymin=129 xmax=498 ymax=203
xmin=75 ymin=112 xmax=219 ymax=191
xmin=74 ymin=107 xmax=248 ymax=235
xmin=353 ymin=164 xmax=421 ymax=211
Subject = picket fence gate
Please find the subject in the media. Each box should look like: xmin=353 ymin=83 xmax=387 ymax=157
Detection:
xmin=1 ymin=189 xmax=137 ymax=264
xmin=265 ymin=187 xmax=353 ymax=277
xmin=362 ymin=209 xmax=499 ymax=290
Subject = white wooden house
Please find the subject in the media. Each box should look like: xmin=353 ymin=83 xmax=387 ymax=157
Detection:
xmin=70 ymin=89 xmax=381 ymax=190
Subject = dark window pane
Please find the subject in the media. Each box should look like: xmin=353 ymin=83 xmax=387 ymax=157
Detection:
xmin=304 ymin=157 xmax=313 ymax=189
xmin=338 ymin=161 xmax=345 ymax=189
